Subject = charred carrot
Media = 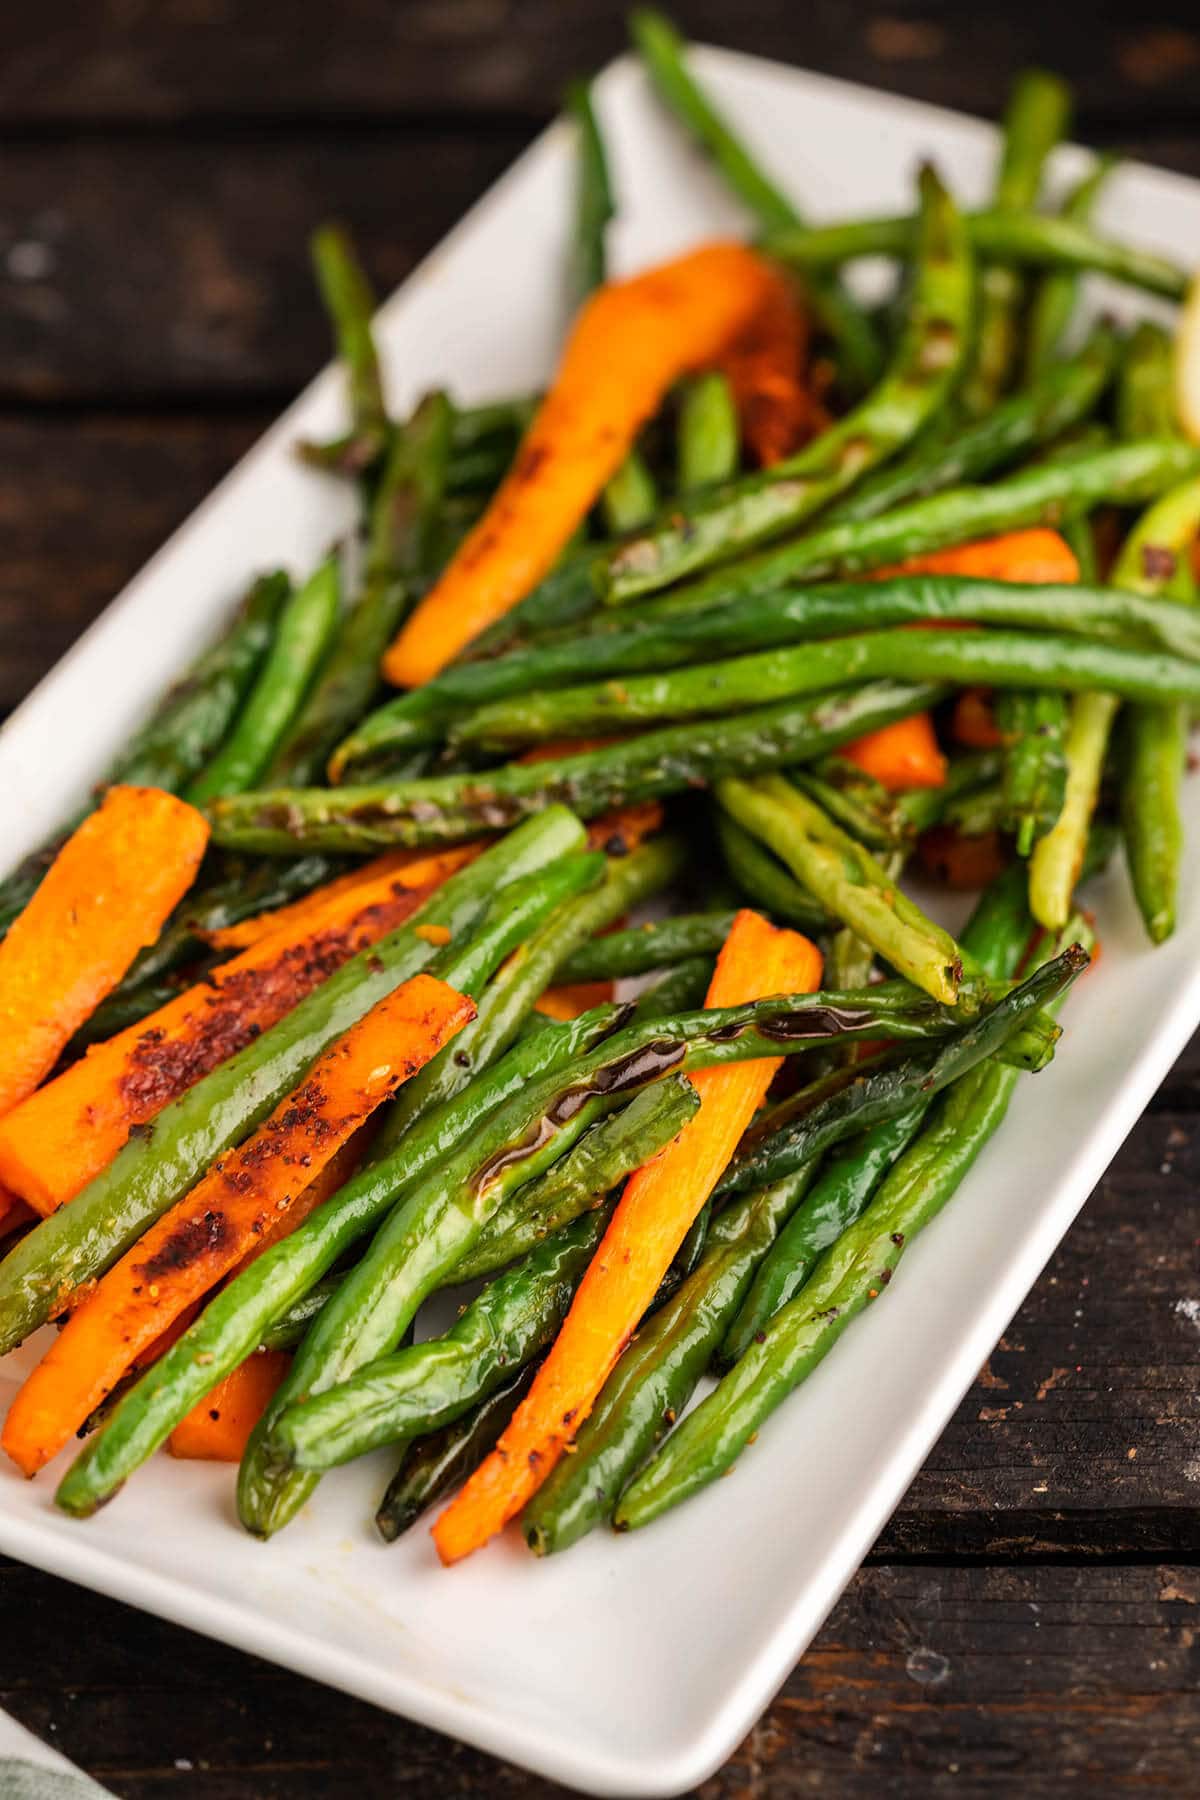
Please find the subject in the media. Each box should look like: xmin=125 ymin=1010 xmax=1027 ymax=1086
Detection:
xmin=169 ymin=1352 xmax=293 ymax=1463
xmin=0 ymin=788 xmax=209 ymax=1119
xmin=717 ymin=269 xmax=823 ymax=465
xmin=1 ymin=974 xmax=473 ymax=1476
xmin=198 ymin=845 xmax=481 ymax=952
xmin=431 ymin=908 xmax=822 ymax=1563
xmin=0 ymin=875 xmax=437 ymax=1218
xmin=382 ymin=242 xmax=782 ymax=685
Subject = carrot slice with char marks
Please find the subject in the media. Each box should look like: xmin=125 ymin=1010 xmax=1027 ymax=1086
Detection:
xmin=0 ymin=878 xmax=438 ymax=1218
xmin=383 ymin=242 xmax=784 ymax=686
xmin=431 ymin=908 xmax=822 ymax=1564
xmin=1 ymin=973 xmax=474 ymax=1476
xmin=0 ymin=787 xmax=209 ymax=1119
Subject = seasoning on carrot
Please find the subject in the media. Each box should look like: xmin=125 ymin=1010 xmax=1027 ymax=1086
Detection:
xmin=717 ymin=268 xmax=823 ymax=465
xmin=382 ymin=242 xmax=784 ymax=686
xmin=200 ymin=845 xmax=481 ymax=951
xmin=431 ymin=908 xmax=822 ymax=1564
xmin=0 ymin=787 xmax=209 ymax=1119
xmin=169 ymin=1352 xmax=293 ymax=1463
xmin=0 ymin=877 xmax=438 ymax=1218
xmin=1 ymin=973 xmax=474 ymax=1477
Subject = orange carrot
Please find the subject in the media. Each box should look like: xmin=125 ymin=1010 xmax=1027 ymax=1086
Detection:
xmin=840 ymin=713 xmax=947 ymax=792
xmin=200 ymin=845 xmax=481 ymax=952
xmin=585 ymin=802 xmax=664 ymax=854
xmin=717 ymin=269 xmax=824 ymax=465
xmin=920 ymin=826 xmax=1008 ymax=890
xmin=0 ymin=877 xmax=437 ymax=1218
xmin=839 ymin=529 xmax=1080 ymax=784
xmin=1 ymin=973 xmax=473 ymax=1476
xmin=236 ymin=1123 xmax=378 ymax=1269
xmin=0 ymin=1188 xmax=32 ymax=1240
xmin=383 ymin=243 xmax=783 ymax=686
xmin=431 ymin=909 xmax=822 ymax=1563
xmin=535 ymin=980 xmax=615 ymax=1021
xmin=952 ymin=690 xmax=1005 ymax=750
xmin=0 ymin=787 xmax=209 ymax=1119
xmin=169 ymin=1352 xmax=292 ymax=1463
xmin=872 ymin=527 xmax=1080 ymax=585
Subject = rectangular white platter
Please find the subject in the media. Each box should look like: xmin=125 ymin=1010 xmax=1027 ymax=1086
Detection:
xmin=2 ymin=43 xmax=1199 ymax=1800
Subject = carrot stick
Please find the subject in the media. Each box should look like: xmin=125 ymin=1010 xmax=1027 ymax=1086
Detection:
xmin=0 ymin=876 xmax=437 ymax=1218
xmin=535 ymin=980 xmax=615 ymax=1021
xmin=1 ymin=973 xmax=473 ymax=1476
xmin=0 ymin=787 xmax=209 ymax=1119
xmin=169 ymin=1352 xmax=292 ymax=1463
xmin=716 ymin=270 xmax=824 ymax=465
xmin=431 ymin=908 xmax=822 ymax=1564
xmin=839 ymin=712 xmax=947 ymax=792
xmin=872 ymin=526 xmax=1080 ymax=585
xmin=840 ymin=529 xmax=1080 ymax=785
xmin=383 ymin=243 xmax=783 ymax=686
xmin=200 ymin=845 xmax=480 ymax=952
xmin=0 ymin=1189 xmax=33 ymax=1240
xmin=235 ymin=1122 xmax=379 ymax=1268
xmin=952 ymin=690 xmax=1006 ymax=750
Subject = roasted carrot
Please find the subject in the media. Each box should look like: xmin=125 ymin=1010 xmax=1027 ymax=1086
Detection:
xmin=0 ymin=787 xmax=209 ymax=1119
xmin=839 ymin=529 xmax=1080 ymax=783
xmin=1 ymin=973 xmax=473 ymax=1476
xmin=952 ymin=690 xmax=1006 ymax=750
xmin=585 ymin=802 xmax=664 ymax=854
xmin=431 ymin=908 xmax=822 ymax=1563
xmin=383 ymin=243 xmax=783 ymax=686
xmin=535 ymin=980 xmax=615 ymax=1021
xmin=920 ymin=826 xmax=1009 ymax=890
xmin=0 ymin=1188 xmax=32 ymax=1240
xmin=839 ymin=713 xmax=948 ymax=791
xmin=717 ymin=268 xmax=823 ymax=465
xmin=236 ymin=1123 xmax=379 ymax=1268
xmin=200 ymin=845 xmax=481 ymax=952
xmin=169 ymin=1352 xmax=293 ymax=1463
xmin=872 ymin=526 xmax=1080 ymax=585
xmin=0 ymin=878 xmax=436 ymax=1218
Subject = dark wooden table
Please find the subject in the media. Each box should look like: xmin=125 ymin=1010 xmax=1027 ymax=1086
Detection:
xmin=3 ymin=4 xmax=1200 ymax=1792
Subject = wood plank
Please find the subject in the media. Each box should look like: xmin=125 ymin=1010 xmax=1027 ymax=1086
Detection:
xmin=2 ymin=1558 xmax=1196 ymax=1795
xmin=0 ymin=414 xmax=265 ymax=714
xmin=1 ymin=1 xmax=1199 ymax=128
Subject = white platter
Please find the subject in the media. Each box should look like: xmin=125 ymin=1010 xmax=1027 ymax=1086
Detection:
xmin=2 ymin=45 xmax=1199 ymax=1800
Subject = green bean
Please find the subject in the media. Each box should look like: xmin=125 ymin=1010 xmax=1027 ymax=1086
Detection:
xmin=208 ymin=680 xmax=945 ymax=855
xmin=371 ymin=836 xmax=684 ymax=1159
xmin=960 ymin=69 xmax=1071 ymax=415
xmin=273 ymin=1207 xmax=612 ymax=1473
xmin=567 ymin=78 xmax=614 ymax=301
xmin=265 ymin=394 xmax=454 ymax=786
xmin=522 ymin=1159 xmax=818 ymax=1555
xmin=1118 ymin=322 xmax=1180 ymax=440
xmin=1025 ymin=156 xmax=1115 ymax=379
xmin=310 ymin=223 xmax=389 ymax=467
xmin=559 ymin=912 xmax=738 ymax=983
xmin=626 ymin=957 xmax=713 ymax=1020
xmin=454 ymin=627 xmax=1200 ymax=752
xmin=0 ymin=809 xmax=587 ymax=1358
xmin=718 ymin=776 xmax=969 ymax=1007
xmin=677 ymin=372 xmax=740 ymax=493
xmin=0 ymin=574 xmax=291 ymax=935
xmin=259 ymin=1273 xmax=347 ymax=1352
xmin=765 ymin=208 xmax=1188 ymax=300
xmin=1117 ymin=477 xmax=1200 ymax=941
xmin=713 ymin=946 xmax=1086 ymax=1204
xmin=455 ymin=1076 xmax=701 ymax=1285
xmin=628 ymin=8 xmax=883 ymax=394
xmin=233 ymin=981 xmax=992 ymax=1534
xmin=791 ymin=758 xmax=921 ymax=853
xmin=602 ymin=166 xmax=973 ymax=602
xmin=53 ymin=1001 xmax=625 ymax=1516
xmin=600 ymin=449 xmax=659 ymax=535
xmin=332 ymin=561 xmax=1200 ymax=779
xmin=376 ymin=1363 xmax=538 ymax=1541
xmin=186 ymin=557 xmax=342 ymax=804
xmin=714 ymin=813 xmax=830 ymax=932
xmin=996 ymin=688 xmax=1070 ymax=854
xmin=825 ymin=324 xmax=1118 ymax=526
xmin=645 ymin=440 xmax=1200 ymax=607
